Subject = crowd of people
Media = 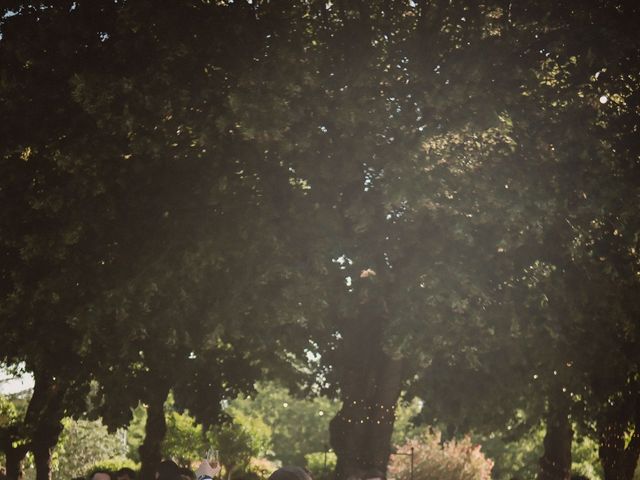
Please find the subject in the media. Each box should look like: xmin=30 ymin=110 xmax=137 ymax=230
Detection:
xmin=0 ymin=461 xmax=313 ymax=480
xmin=80 ymin=461 xmax=312 ymax=480
xmin=0 ymin=462 xmax=600 ymax=480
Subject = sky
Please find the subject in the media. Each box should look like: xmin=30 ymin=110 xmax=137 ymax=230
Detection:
xmin=0 ymin=367 xmax=34 ymax=395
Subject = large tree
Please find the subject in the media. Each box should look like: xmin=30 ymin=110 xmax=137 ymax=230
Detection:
xmin=143 ymin=1 xmax=639 ymax=477
xmin=213 ymin=1 xmax=561 ymax=476
xmin=3 ymin=3 xmax=639 ymax=480
xmin=0 ymin=2 xmax=132 ymax=478
xmin=0 ymin=3 xmax=275 ymax=478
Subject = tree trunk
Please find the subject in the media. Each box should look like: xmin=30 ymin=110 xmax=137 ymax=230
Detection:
xmin=30 ymin=413 xmax=65 ymax=480
xmin=329 ymin=310 xmax=404 ymax=480
xmin=139 ymin=385 xmax=170 ymax=480
xmin=538 ymin=394 xmax=572 ymax=480
xmin=598 ymin=413 xmax=640 ymax=480
xmin=32 ymin=439 xmax=58 ymax=480
xmin=23 ymin=370 xmax=66 ymax=480
xmin=3 ymin=444 xmax=29 ymax=480
xmin=329 ymin=358 xmax=403 ymax=480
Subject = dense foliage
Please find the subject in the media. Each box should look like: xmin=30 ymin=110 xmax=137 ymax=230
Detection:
xmin=54 ymin=419 xmax=128 ymax=480
xmin=1 ymin=1 xmax=639 ymax=480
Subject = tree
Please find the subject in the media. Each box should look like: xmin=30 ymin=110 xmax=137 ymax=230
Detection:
xmin=162 ymin=410 xmax=207 ymax=468
xmin=229 ymin=382 xmax=338 ymax=467
xmin=214 ymin=0 xmax=633 ymax=474
xmin=397 ymin=2 xmax=640 ymax=479
xmin=3 ymin=3 xmax=639 ymax=480
xmin=1 ymin=4 xmax=304 ymax=480
xmin=0 ymin=0 xmax=112 ymax=468
xmin=209 ymin=419 xmax=265 ymax=480
xmin=0 ymin=392 xmax=29 ymax=480
xmin=54 ymin=418 xmax=128 ymax=479
xmin=110 ymin=2 xmax=639 ymax=478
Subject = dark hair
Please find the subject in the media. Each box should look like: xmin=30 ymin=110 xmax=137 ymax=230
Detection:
xmin=157 ymin=461 xmax=181 ymax=480
xmin=116 ymin=468 xmax=137 ymax=480
xmin=90 ymin=471 xmax=113 ymax=480
xmin=178 ymin=468 xmax=196 ymax=480
xmin=268 ymin=467 xmax=312 ymax=480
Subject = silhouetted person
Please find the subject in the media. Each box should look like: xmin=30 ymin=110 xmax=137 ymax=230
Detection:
xmin=179 ymin=468 xmax=196 ymax=480
xmin=117 ymin=468 xmax=137 ymax=480
xmin=157 ymin=461 xmax=180 ymax=480
xmin=268 ymin=467 xmax=312 ymax=480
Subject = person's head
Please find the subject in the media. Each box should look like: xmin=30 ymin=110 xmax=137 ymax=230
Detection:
xmin=116 ymin=468 xmax=137 ymax=480
xmin=156 ymin=461 xmax=180 ymax=480
xmin=268 ymin=467 xmax=312 ymax=480
xmin=178 ymin=467 xmax=196 ymax=480
xmin=91 ymin=470 xmax=112 ymax=480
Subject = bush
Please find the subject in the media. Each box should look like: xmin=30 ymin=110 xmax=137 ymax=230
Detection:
xmin=388 ymin=430 xmax=493 ymax=480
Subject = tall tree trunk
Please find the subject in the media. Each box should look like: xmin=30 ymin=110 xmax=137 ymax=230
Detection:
xmin=32 ymin=437 xmax=59 ymax=480
xmin=30 ymin=411 xmax=65 ymax=480
xmin=23 ymin=370 xmax=66 ymax=480
xmin=598 ymin=411 xmax=640 ymax=480
xmin=3 ymin=443 xmax=29 ymax=480
xmin=538 ymin=393 xmax=573 ymax=480
xmin=139 ymin=385 xmax=170 ymax=480
xmin=329 ymin=310 xmax=404 ymax=480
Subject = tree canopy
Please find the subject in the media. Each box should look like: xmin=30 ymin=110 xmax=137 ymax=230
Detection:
xmin=1 ymin=1 xmax=640 ymax=480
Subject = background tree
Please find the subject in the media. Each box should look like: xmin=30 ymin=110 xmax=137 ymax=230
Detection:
xmin=1 ymin=3 xmax=305 ymax=480
xmin=0 ymin=1 xmax=125 ymax=474
xmin=0 ymin=391 xmax=29 ymax=480
xmin=209 ymin=420 xmax=265 ymax=480
xmin=54 ymin=418 xmax=128 ymax=479
xmin=229 ymin=382 xmax=339 ymax=467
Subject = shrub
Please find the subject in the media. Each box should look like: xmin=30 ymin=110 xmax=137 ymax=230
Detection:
xmin=388 ymin=430 xmax=493 ymax=480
